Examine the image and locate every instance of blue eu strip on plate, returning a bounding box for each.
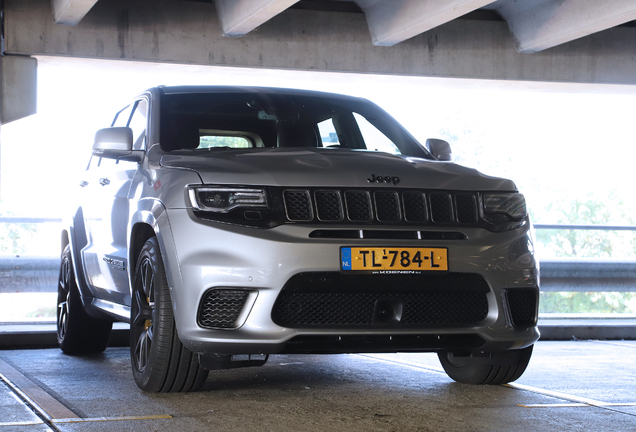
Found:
[341,247,352,270]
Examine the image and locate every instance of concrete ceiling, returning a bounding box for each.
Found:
[50,0,636,53]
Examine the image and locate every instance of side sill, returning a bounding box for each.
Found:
[91,299,131,323]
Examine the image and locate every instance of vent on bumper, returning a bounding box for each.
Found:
[505,288,539,328]
[272,272,489,329]
[198,289,250,329]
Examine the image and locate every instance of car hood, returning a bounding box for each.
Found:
[159,148,516,191]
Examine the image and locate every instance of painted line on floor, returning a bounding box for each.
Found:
[505,382,612,406]
[592,340,636,349]
[0,415,173,427]
[51,414,173,424]
[360,353,636,416]
[0,420,45,427]
[506,383,636,416]
[520,403,636,408]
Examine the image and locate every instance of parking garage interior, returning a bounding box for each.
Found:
[1,1,636,431]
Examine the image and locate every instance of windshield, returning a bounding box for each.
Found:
[159,91,432,159]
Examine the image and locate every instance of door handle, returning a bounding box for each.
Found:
[99,178,111,186]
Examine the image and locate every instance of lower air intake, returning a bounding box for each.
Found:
[272,272,490,329]
[506,288,538,327]
[198,289,250,329]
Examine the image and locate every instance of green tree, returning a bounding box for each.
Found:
[0,209,37,254]
[535,193,636,258]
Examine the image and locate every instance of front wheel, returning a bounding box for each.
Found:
[438,345,533,385]
[130,237,208,392]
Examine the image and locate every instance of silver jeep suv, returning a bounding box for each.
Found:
[58,86,539,392]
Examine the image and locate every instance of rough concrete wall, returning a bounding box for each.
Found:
[4,0,636,85]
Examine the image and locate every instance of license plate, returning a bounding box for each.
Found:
[340,247,448,272]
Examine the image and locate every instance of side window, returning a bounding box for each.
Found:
[128,100,148,150]
[318,119,339,147]
[112,104,133,127]
[353,113,401,155]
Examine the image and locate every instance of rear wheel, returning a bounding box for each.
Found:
[438,345,533,385]
[57,245,112,354]
[130,237,209,392]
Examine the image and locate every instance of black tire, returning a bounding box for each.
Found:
[130,237,209,393]
[438,345,533,385]
[57,245,112,355]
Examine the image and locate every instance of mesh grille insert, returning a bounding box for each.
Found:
[315,190,344,221]
[283,190,313,221]
[272,272,491,329]
[506,289,538,327]
[198,289,250,329]
[374,191,401,222]
[430,193,454,223]
[273,291,488,328]
[456,194,478,223]
[345,191,373,221]
[403,192,428,223]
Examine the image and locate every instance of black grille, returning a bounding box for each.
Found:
[274,292,488,328]
[281,188,481,226]
[403,192,428,222]
[456,194,478,223]
[315,191,343,221]
[198,290,250,329]
[430,193,453,223]
[506,289,538,327]
[345,191,373,221]
[272,272,490,329]
[374,191,401,222]
[283,190,313,221]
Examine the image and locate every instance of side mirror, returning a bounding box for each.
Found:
[425,138,452,161]
[93,127,144,162]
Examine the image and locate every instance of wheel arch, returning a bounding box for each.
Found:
[129,222,157,277]
[128,198,177,295]
[64,207,92,300]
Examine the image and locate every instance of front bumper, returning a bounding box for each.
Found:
[161,209,540,355]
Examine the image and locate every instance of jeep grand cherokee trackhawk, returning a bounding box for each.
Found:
[57,86,539,392]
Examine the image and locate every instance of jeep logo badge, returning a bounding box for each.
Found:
[367,174,400,185]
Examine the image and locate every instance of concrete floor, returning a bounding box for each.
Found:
[0,341,635,431]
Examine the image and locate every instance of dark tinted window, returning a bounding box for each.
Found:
[159,91,431,159]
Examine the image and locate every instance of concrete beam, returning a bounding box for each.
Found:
[215,0,300,37]
[357,0,496,46]
[4,0,636,85]
[50,0,99,25]
[497,0,636,53]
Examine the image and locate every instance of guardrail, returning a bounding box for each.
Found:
[534,223,636,231]
[1,220,635,293]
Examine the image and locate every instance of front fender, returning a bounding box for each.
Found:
[129,198,181,310]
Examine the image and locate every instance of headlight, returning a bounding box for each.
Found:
[188,187,268,213]
[483,193,527,220]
